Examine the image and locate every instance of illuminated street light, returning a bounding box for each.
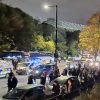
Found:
[44,5,49,9]
[44,4,58,67]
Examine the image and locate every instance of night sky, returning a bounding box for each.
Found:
[2,0,100,24]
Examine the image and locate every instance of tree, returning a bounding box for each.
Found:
[45,41,55,52]
[31,34,55,52]
[79,12,100,59]
[0,3,41,51]
[40,22,54,40]
[31,35,45,51]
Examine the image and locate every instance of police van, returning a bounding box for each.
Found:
[0,60,13,78]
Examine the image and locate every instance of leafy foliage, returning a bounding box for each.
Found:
[0,3,80,56]
[31,35,55,52]
[79,12,100,58]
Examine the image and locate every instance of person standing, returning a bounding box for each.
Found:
[66,79,72,100]
[54,67,60,79]
[40,72,46,85]
[49,71,54,83]
[52,80,60,95]
[28,68,36,84]
[7,73,18,92]
[27,75,34,84]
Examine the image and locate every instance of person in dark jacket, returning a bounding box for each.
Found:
[54,67,60,79]
[49,71,54,83]
[40,72,46,85]
[7,72,18,92]
[52,80,60,95]
[27,75,34,84]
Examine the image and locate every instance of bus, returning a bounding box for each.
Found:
[29,51,54,64]
[0,51,24,60]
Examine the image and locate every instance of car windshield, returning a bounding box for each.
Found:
[36,65,44,69]
[4,89,26,99]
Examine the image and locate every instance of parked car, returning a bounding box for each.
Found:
[0,60,13,78]
[47,75,80,99]
[2,84,56,100]
[50,75,79,86]
[2,84,46,100]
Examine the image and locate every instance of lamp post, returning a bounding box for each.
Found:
[44,5,58,67]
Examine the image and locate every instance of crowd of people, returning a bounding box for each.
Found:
[62,63,100,89]
[7,60,100,100]
[27,66,60,85]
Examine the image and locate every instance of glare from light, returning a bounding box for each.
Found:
[65,65,68,68]
[34,60,37,64]
[44,5,49,9]
[7,56,11,58]
[18,55,22,58]
[35,70,39,74]
[89,62,93,66]
[95,62,99,66]
[70,65,74,68]
[13,56,16,58]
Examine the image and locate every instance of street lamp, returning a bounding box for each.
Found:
[44,4,58,66]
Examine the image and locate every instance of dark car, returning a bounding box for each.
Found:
[2,84,46,100]
[34,64,55,79]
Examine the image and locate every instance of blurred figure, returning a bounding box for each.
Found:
[58,57,61,63]
[27,75,34,84]
[52,80,60,95]
[54,67,60,79]
[66,79,72,100]
[30,68,36,84]
[49,71,54,83]
[62,68,67,76]
[12,59,18,70]
[7,72,18,92]
[67,79,72,93]
[40,72,46,85]
[60,85,66,95]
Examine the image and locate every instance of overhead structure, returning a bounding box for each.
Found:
[46,18,84,32]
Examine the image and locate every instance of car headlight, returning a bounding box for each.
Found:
[35,70,39,74]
